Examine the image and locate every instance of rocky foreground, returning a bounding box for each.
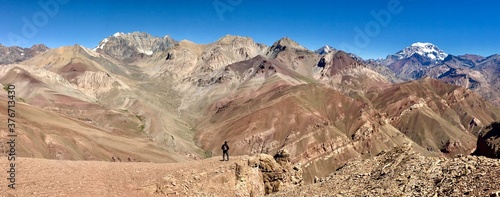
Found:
[0,150,301,196]
[272,144,500,197]
[1,144,499,196]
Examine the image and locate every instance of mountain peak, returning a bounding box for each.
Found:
[315,45,335,55]
[271,37,307,51]
[0,43,49,64]
[276,37,297,44]
[396,42,448,61]
[93,32,176,60]
[215,34,254,45]
[30,44,49,51]
[410,42,433,47]
[113,32,125,37]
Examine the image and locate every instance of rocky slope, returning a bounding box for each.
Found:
[2,44,205,161]
[474,121,500,158]
[196,76,499,183]
[370,78,500,155]
[314,50,391,94]
[0,94,182,162]
[272,144,500,197]
[3,144,497,196]
[0,151,302,196]
[314,45,335,55]
[0,44,48,64]
[1,33,499,192]
[378,43,500,106]
[93,32,177,63]
[265,37,319,77]
[396,42,448,61]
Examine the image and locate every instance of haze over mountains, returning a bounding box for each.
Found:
[1,32,499,195]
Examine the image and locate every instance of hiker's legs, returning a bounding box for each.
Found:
[223,151,229,161]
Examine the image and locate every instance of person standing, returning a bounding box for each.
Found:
[221,141,229,161]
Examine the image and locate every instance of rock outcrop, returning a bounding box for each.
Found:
[246,149,303,194]
[272,144,500,196]
[474,122,500,158]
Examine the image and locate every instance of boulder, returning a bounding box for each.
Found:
[248,149,303,194]
[474,122,500,158]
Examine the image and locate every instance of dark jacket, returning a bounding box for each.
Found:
[221,143,229,152]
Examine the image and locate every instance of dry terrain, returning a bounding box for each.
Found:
[0,156,246,196]
[1,145,499,196]
[0,32,499,196]
[0,150,301,197]
[272,144,500,197]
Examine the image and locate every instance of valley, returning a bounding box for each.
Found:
[0,32,499,196]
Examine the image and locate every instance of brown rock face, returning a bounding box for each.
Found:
[328,51,361,76]
[247,149,303,194]
[474,122,500,158]
[272,144,500,196]
[94,32,176,63]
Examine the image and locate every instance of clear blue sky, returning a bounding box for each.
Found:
[1,0,499,59]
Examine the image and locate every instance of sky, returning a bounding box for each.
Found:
[1,0,499,59]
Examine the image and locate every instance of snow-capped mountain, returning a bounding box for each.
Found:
[375,42,500,105]
[314,45,335,55]
[395,42,448,61]
[377,42,449,79]
[93,32,176,62]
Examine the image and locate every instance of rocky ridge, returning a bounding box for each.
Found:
[272,144,500,196]
[0,44,48,64]
[94,32,176,62]
[0,32,499,194]
[0,151,302,196]
[474,121,500,158]
[377,43,500,106]
[395,42,448,61]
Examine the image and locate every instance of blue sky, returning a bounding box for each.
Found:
[1,0,499,59]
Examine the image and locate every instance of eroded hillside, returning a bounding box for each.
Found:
[0,32,499,189]
[272,144,500,196]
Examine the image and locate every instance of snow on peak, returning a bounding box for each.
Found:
[113,32,125,37]
[93,32,124,51]
[93,38,109,51]
[315,45,334,54]
[396,42,448,61]
[137,48,153,55]
[411,42,433,47]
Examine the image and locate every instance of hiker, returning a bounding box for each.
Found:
[221,141,229,161]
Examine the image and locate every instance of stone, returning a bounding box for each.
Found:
[474,122,500,158]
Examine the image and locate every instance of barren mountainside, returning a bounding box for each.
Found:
[0,32,499,195]
[272,144,500,196]
[0,44,48,64]
[378,43,500,106]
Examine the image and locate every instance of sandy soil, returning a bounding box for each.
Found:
[0,156,247,197]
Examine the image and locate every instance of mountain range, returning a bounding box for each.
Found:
[375,42,500,105]
[0,44,48,64]
[0,32,499,190]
